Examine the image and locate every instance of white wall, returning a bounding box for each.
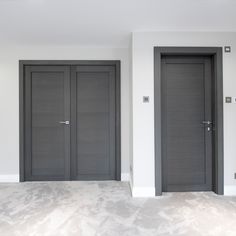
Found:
[0,45,130,181]
[131,31,236,196]
[129,37,134,185]
[1,32,236,196]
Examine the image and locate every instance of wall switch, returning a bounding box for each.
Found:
[234,173,236,179]
[225,97,232,103]
[225,46,231,53]
[143,96,149,103]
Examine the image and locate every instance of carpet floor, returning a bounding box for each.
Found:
[0,181,236,236]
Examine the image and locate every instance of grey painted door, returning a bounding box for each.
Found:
[70,66,116,180]
[25,66,71,181]
[161,56,213,191]
[24,64,118,181]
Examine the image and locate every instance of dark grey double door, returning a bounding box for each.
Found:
[161,56,213,191]
[25,65,116,181]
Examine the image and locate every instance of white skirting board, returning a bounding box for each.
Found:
[224,185,236,196]
[0,175,19,183]
[121,173,130,181]
[129,178,155,197]
[131,186,155,197]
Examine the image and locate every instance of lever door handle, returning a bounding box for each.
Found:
[202,121,212,125]
[59,121,70,125]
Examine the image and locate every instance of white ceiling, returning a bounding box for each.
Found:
[0,0,236,47]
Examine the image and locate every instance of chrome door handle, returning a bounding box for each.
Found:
[59,121,70,125]
[202,121,212,125]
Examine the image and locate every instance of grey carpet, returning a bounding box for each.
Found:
[0,181,236,236]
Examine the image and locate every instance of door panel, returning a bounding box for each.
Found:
[162,56,212,191]
[71,66,116,180]
[24,63,118,181]
[24,66,70,181]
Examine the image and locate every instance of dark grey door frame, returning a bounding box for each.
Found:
[19,60,121,182]
[154,47,224,195]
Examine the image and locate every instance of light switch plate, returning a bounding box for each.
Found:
[225,97,232,103]
[225,46,231,53]
[143,96,149,103]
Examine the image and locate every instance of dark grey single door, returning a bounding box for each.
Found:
[24,66,70,181]
[70,66,116,180]
[161,56,213,191]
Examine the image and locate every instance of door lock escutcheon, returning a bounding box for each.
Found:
[202,121,213,132]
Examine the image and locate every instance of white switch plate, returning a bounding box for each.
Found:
[233,97,236,103]
[224,46,231,53]
[143,96,149,103]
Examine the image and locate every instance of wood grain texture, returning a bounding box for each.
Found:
[161,56,213,192]
[71,66,116,180]
[154,47,224,195]
[24,66,70,181]
[20,61,121,182]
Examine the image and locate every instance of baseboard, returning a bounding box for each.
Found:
[224,185,236,196]
[131,185,155,197]
[121,173,130,182]
[128,176,155,197]
[0,175,19,183]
